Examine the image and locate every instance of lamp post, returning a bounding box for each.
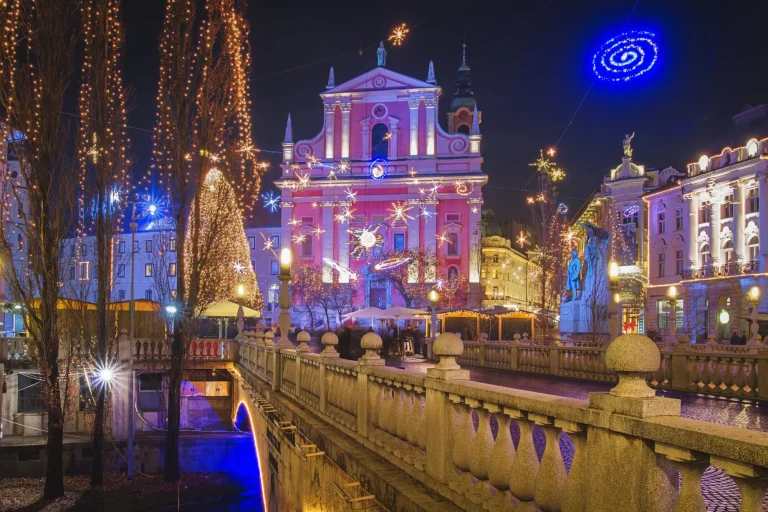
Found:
[667,285,677,342]
[748,285,761,344]
[275,248,293,349]
[607,261,620,341]
[428,289,440,338]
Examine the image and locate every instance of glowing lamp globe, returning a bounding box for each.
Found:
[166,305,177,314]
[148,204,157,215]
[359,230,376,249]
[667,286,677,299]
[609,261,619,278]
[719,310,730,324]
[237,284,245,296]
[750,286,760,301]
[698,155,709,172]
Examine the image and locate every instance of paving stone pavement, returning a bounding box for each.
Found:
[387,358,768,511]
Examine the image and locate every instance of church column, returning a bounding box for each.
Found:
[407,199,420,250]
[758,171,768,270]
[734,181,745,261]
[468,198,482,284]
[324,103,335,160]
[408,98,419,156]
[686,194,699,268]
[337,203,350,283]
[322,202,335,283]
[425,98,437,156]
[637,200,646,271]
[340,102,351,159]
[360,118,371,161]
[710,194,721,266]
[280,201,293,255]
[388,117,399,160]
[423,202,437,252]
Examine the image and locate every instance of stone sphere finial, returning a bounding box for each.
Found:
[360,332,382,362]
[296,330,311,352]
[254,330,265,346]
[677,334,690,345]
[320,332,339,357]
[433,332,464,370]
[606,333,660,398]
[264,330,275,347]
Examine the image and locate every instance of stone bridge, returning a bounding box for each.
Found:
[232,330,768,512]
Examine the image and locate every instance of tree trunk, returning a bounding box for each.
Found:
[43,356,64,499]
[91,194,109,487]
[165,325,183,482]
[91,388,105,486]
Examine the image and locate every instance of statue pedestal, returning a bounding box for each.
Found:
[559,300,590,334]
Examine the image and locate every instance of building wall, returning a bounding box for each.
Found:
[645,136,768,341]
[480,236,539,310]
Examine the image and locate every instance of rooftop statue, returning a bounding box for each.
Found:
[377,41,387,67]
[623,131,635,158]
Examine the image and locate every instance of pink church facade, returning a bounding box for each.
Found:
[276,45,487,310]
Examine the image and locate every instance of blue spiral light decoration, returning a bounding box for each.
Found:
[592,30,658,82]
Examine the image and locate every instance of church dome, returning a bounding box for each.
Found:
[482,209,502,237]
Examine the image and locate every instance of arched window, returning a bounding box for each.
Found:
[446,232,459,256]
[748,236,759,262]
[723,239,734,264]
[371,123,389,160]
[301,236,313,258]
[700,244,711,267]
[448,266,458,282]
[457,124,470,135]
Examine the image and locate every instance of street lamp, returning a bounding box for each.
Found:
[667,286,677,342]
[275,248,293,348]
[748,285,761,344]
[428,289,440,338]
[607,261,620,341]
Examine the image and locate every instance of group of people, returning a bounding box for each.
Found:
[729,331,750,345]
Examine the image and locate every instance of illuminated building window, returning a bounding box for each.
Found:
[78,261,89,280]
[371,123,389,160]
[169,263,177,277]
[700,244,711,266]
[722,195,734,219]
[748,188,759,213]
[170,237,177,251]
[723,240,734,264]
[145,263,153,277]
[699,204,711,224]
[657,212,665,234]
[748,237,759,262]
[657,252,665,278]
[675,210,683,231]
[675,250,683,275]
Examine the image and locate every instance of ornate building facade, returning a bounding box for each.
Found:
[645,134,768,342]
[480,235,539,311]
[276,44,487,312]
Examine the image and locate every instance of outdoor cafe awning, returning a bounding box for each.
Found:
[198,300,260,318]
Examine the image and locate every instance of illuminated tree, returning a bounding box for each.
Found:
[290,263,322,328]
[76,0,131,487]
[373,248,438,308]
[186,169,262,311]
[315,280,358,328]
[437,271,469,310]
[0,0,79,499]
[151,0,263,482]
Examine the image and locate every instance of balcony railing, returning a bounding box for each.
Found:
[682,260,760,279]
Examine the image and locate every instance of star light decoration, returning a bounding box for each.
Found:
[292,233,307,244]
[349,225,384,259]
[344,186,358,203]
[233,262,245,273]
[387,201,414,222]
[437,230,453,248]
[516,231,528,248]
[312,225,325,238]
[530,149,565,182]
[335,206,355,223]
[388,23,410,46]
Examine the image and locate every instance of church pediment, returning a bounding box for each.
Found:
[322,68,440,96]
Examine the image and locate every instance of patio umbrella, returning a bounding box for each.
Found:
[342,306,386,328]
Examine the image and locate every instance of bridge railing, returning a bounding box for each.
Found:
[236,332,768,512]
[452,340,768,400]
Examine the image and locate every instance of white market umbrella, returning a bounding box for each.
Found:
[198,300,260,318]
[342,306,386,328]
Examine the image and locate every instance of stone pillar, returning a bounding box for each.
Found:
[734,181,745,261]
[586,334,681,512]
[637,197,646,270]
[358,332,384,437]
[687,194,699,268]
[406,199,420,250]
[360,118,371,160]
[710,197,721,265]
[408,97,419,156]
[388,116,399,160]
[321,202,334,283]
[759,172,768,270]
[111,330,131,441]
[324,102,335,160]
[423,202,437,253]
[425,98,436,156]
[468,199,482,284]
[280,202,293,254]
[340,101,351,159]
[337,207,350,283]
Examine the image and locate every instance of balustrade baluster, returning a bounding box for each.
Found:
[557,421,587,512]
[378,385,394,439]
[735,358,747,396]
[712,356,723,390]
[700,356,712,390]
[449,398,475,494]
[405,389,419,447]
[532,414,566,512]
[395,386,409,442]
[746,360,759,397]
[488,413,515,494]
[508,410,539,511]
[369,379,381,429]
[690,357,701,390]
[416,393,427,451]
[466,403,495,505]
[724,357,735,392]
[656,444,708,512]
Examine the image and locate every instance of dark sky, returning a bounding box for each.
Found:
[122,0,768,226]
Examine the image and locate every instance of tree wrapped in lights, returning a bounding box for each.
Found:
[437,270,469,309]
[151,0,264,482]
[186,169,262,311]
[373,248,439,308]
[76,0,131,487]
[527,150,569,338]
[0,0,79,499]
[290,263,322,328]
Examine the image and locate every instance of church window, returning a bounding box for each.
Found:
[394,233,405,252]
[301,236,313,258]
[371,123,389,160]
[446,233,459,256]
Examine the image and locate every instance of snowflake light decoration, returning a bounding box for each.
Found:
[261,191,280,212]
[592,30,658,82]
[312,225,325,238]
[344,186,358,204]
[530,149,565,182]
[292,233,307,244]
[334,206,355,223]
[387,201,414,222]
[516,231,528,248]
[233,262,245,273]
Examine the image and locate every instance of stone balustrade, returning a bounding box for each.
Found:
[132,338,236,361]
[452,339,768,400]
[236,332,768,512]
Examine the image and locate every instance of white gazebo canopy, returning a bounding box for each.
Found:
[198,300,260,318]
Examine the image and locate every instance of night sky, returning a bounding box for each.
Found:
[121,0,768,226]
